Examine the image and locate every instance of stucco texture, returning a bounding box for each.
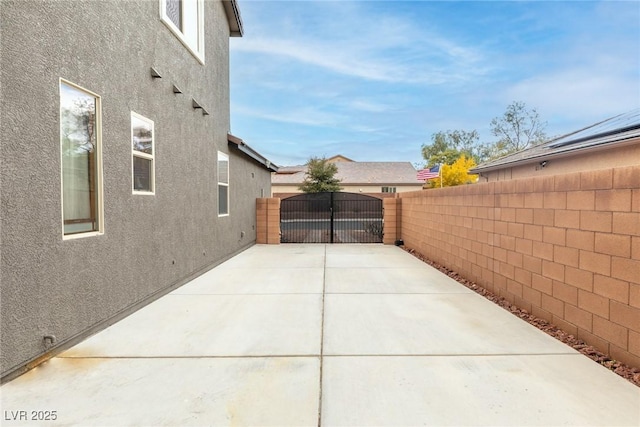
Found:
[0,0,270,379]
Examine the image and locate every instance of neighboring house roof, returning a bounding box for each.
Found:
[222,0,243,37]
[327,154,355,163]
[471,109,640,174]
[228,134,279,172]
[272,161,421,185]
[275,165,306,174]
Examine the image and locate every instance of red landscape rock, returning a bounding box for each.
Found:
[403,247,640,388]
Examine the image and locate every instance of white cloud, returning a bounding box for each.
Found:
[347,99,391,113]
[233,38,405,83]
[505,69,639,122]
[231,1,489,86]
[233,35,490,86]
[234,104,342,128]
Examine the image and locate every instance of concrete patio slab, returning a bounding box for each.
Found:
[61,294,322,357]
[323,293,576,355]
[325,267,473,294]
[321,355,640,426]
[173,267,324,295]
[218,244,326,269]
[326,244,425,268]
[2,244,639,427]
[2,356,319,426]
[233,243,326,255]
[326,251,428,268]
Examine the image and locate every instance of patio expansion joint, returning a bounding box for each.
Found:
[321,353,581,358]
[56,354,322,360]
[317,244,327,427]
[170,292,323,296]
[324,292,472,295]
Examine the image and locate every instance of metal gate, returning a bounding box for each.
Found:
[280,192,383,243]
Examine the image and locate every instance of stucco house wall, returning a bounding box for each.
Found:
[472,110,640,183]
[0,0,270,381]
[478,140,640,182]
[272,160,423,198]
[273,184,420,197]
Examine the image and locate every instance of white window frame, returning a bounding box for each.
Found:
[218,151,229,217]
[159,0,205,64]
[131,112,155,195]
[59,79,104,240]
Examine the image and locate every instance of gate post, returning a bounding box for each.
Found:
[383,197,401,245]
[256,198,281,244]
[330,192,335,244]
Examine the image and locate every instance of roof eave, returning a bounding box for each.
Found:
[222,0,243,37]
[228,133,279,172]
[470,136,640,174]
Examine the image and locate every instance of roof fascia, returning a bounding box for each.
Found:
[228,133,279,172]
[222,0,243,37]
[470,136,640,174]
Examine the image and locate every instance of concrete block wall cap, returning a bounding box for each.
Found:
[554,173,581,191]
[613,165,640,188]
[581,169,614,191]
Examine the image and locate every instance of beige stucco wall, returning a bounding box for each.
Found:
[272,184,423,196]
[480,141,640,182]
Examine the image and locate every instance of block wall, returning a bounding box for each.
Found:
[383,198,401,245]
[256,198,281,244]
[399,165,640,368]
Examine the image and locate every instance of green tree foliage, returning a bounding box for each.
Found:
[421,130,480,165]
[427,155,478,188]
[489,101,547,154]
[299,157,342,193]
[420,102,548,171]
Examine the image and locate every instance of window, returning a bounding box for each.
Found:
[218,152,229,216]
[160,0,204,63]
[382,186,397,193]
[60,80,103,237]
[131,112,155,194]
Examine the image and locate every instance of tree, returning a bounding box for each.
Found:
[427,155,478,188]
[421,130,480,166]
[419,101,547,171]
[299,157,342,193]
[489,101,547,155]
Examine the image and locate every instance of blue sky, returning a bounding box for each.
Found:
[229,1,640,167]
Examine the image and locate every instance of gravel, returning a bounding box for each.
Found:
[403,247,640,388]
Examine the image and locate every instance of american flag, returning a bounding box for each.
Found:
[416,164,441,180]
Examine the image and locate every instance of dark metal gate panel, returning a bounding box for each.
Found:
[280,192,332,243]
[332,192,383,243]
[280,192,383,243]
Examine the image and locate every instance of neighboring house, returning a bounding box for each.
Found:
[272,155,423,198]
[325,154,355,163]
[0,0,276,382]
[471,110,640,182]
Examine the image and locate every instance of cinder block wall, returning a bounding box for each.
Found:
[383,198,401,244]
[256,198,281,244]
[399,165,640,368]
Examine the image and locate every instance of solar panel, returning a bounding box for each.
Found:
[548,109,640,148]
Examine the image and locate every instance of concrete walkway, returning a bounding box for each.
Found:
[2,244,639,426]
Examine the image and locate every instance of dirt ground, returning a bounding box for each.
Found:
[403,247,640,388]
